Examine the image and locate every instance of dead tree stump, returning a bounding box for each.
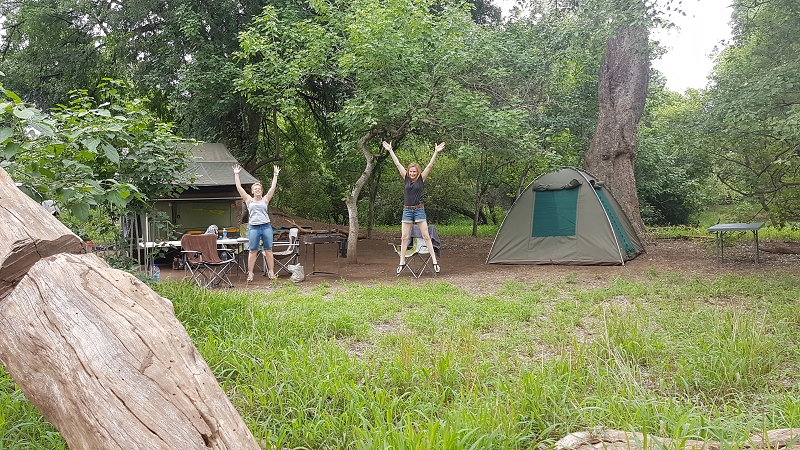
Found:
[0,167,260,449]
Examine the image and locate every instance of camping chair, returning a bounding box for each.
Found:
[180,234,236,288]
[262,227,300,277]
[389,225,441,278]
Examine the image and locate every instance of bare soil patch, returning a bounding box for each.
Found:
[160,212,800,292]
[307,230,800,294]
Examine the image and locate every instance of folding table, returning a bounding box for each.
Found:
[708,222,764,265]
[301,232,344,275]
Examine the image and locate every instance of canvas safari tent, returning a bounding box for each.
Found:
[487,167,645,265]
[140,143,259,241]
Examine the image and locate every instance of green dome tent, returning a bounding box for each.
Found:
[487,167,645,265]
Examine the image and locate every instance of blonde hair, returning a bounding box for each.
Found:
[250,182,263,195]
[407,162,422,177]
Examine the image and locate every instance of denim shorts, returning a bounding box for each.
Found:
[401,207,427,223]
[247,223,273,251]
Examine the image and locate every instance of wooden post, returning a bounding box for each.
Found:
[0,168,260,449]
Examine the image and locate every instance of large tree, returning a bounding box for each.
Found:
[581,0,690,239]
[237,0,542,261]
[584,23,650,239]
[700,0,800,225]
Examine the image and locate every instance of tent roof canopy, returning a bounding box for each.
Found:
[487,166,644,266]
[181,143,259,187]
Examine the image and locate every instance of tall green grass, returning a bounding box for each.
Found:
[2,272,800,449]
[0,372,66,449]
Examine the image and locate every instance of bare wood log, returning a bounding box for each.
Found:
[285,219,313,233]
[0,253,260,450]
[554,428,800,450]
[0,168,85,299]
[749,428,800,449]
[0,167,259,449]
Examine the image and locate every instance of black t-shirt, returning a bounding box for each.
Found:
[404,175,424,206]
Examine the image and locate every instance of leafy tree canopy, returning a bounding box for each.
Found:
[0,79,192,220]
[702,0,800,224]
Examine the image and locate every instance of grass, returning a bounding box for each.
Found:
[382,218,800,243]
[372,223,501,238]
[3,269,800,449]
[642,223,800,243]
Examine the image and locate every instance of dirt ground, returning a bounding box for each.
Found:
[159,211,800,293]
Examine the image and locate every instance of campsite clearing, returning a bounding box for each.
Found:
[156,229,800,292]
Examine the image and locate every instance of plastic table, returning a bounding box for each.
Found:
[708,222,764,265]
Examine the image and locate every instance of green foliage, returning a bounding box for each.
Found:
[276,169,339,223]
[236,0,588,234]
[636,86,716,225]
[1,80,192,220]
[57,208,118,243]
[700,0,800,225]
[0,0,122,110]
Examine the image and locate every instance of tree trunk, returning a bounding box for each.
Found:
[516,163,532,200]
[584,25,650,240]
[452,206,487,225]
[344,132,380,264]
[0,167,259,449]
[365,157,386,240]
[472,155,485,237]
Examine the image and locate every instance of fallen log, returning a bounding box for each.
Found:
[760,244,800,255]
[0,167,259,449]
[0,168,85,299]
[554,427,800,450]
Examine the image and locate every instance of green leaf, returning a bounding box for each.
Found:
[0,142,20,159]
[69,202,91,221]
[104,189,127,208]
[12,107,35,119]
[4,90,21,103]
[0,127,13,144]
[30,122,55,137]
[102,143,120,163]
[61,188,76,202]
[82,137,101,153]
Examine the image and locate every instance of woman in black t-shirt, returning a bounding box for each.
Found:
[382,140,444,274]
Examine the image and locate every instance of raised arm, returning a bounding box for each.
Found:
[264,165,280,202]
[420,142,445,181]
[232,164,251,203]
[382,141,407,179]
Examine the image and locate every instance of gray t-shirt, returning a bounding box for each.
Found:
[404,175,424,206]
[248,198,270,225]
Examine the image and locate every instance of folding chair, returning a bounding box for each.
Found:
[262,227,300,277]
[390,238,437,279]
[180,234,236,288]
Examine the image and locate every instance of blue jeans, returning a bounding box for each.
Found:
[401,207,427,223]
[247,223,273,251]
